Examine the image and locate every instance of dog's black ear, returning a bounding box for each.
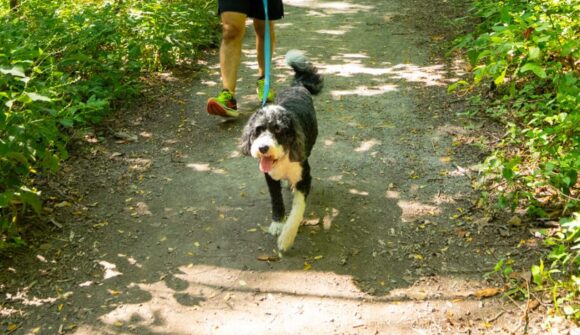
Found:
[288,115,306,162]
[239,109,263,156]
[239,122,253,156]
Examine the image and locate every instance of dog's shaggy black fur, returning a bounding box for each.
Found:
[240,50,323,251]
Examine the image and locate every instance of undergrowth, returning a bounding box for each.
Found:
[0,0,219,248]
[451,0,578,322]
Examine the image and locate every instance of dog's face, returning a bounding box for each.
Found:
[240,105,305,173]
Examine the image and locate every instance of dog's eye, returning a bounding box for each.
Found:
[255,126,265,134]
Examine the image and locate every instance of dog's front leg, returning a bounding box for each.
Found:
[277,190,306,251]
[278,161,311,251]
[265,173,285,236]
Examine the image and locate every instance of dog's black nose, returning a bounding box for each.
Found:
[259,145,269,154]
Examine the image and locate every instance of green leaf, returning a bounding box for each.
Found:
[528,46,540,60]
[0,66,26,77]
[494,67,507,86]
[467,49,479,66]
[520,63,546,79]
[17,187,42,214]
[448,80,469,93]
[561,40,577,57]
[59,119,74,127]
[0,191,14,208]
[502,166,514,180]
[25,92,52,102]
[531,264,542,286]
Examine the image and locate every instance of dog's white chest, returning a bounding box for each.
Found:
[268,156,303,186]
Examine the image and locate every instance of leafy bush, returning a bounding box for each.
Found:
[489,215,579,321]
[0,0,219,248]
[452,0,579,321]
[532,214,579,319]
[452,0,579,214]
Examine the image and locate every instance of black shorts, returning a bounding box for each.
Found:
[218,0,284,20]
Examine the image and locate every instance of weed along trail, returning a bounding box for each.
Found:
[1,0,555,334]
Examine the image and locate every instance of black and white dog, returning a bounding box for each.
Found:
[240,50,323,251]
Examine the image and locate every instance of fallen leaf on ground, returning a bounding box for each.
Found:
[528,299,540,311]
[508,215,522,226]
[257,254,281,262]
[481,322,494,329]
[54,201,72,208]
[108,289,122,296]
[473,287,502,298]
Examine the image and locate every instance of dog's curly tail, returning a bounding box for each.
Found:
[285,50,324,95]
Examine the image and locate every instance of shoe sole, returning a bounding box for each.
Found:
[207,100,239,118]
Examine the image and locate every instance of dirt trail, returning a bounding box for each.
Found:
[2,0,550,334]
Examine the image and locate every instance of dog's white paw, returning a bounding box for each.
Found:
[277,227,298,251]
[268,221,284,236]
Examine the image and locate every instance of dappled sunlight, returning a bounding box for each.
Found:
[118,254,143,268]
[332,84,398,98]
[397,200,441,222]
[89,266,374,334]
[320,61,451,92]
[390,64,448,86]
[327,174,343,182]
[229,150,242,158]
[178,265,362,298]
[98,260,123,280]
[316,28,350,36]
[67,264,496,335]
[324,62,392,76]
[128,201,152,217]
[324,138,336,146]
[187,162,226,175]
[126,158,151,172]
[355,139,381,152]
[241,51,300,79]
[340,53,369,59]
[286,0,374,14]
[200,79,218,88]
[4,290,57,308]
[349,188,369,196]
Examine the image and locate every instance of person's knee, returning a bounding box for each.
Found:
[221,22,245,42]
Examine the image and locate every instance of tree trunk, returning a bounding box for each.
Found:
[10,0,18,12]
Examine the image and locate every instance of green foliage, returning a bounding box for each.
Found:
[0,0,219,248]
[453,0,579,320]
[453,0,579,214]
[489,214,579,321]
[531,213,580,320]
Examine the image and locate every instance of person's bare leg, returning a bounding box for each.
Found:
[253,19,276,78]
[220,12,247,94]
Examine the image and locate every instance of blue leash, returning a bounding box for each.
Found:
[261,0,271,107]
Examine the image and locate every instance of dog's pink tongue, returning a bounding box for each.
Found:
[259,156,274,173]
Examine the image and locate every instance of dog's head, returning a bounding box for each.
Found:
[240,105,306,173]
